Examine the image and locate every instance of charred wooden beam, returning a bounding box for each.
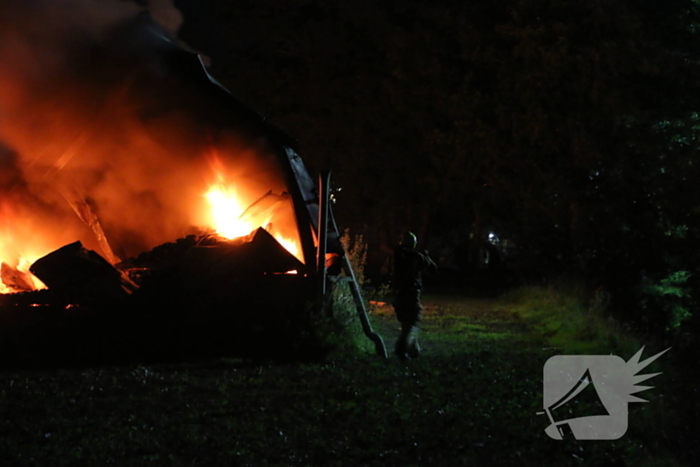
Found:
[29,241,137,305]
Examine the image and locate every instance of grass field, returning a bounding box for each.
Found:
[0,288,696,466]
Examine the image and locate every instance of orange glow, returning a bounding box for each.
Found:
[0,9,308,296]
[0,205,48,293]
[205,185,254,240]
[275,236,301,261]
[203,167,304,263]
[0,251,46,294]
[270,270,298,275]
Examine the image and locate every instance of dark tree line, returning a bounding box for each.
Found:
[174,0,700,336]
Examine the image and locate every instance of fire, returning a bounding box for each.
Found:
[204,176,304,263]
[0,8,309,297]
[275,236,300,261]
[0,247,46,294]
[205,185,253,240]
[1,203,49,293]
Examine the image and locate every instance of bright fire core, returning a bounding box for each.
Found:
[204,183,302,263]
[205,186,253,240]
[0,179,303,294]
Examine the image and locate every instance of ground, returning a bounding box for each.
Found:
[0,293,693,466]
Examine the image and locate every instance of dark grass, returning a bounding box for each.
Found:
[0,292,696,466]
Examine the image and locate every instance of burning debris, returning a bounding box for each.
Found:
[0,225,316,367]
[2,218,306,307]
[0,3,386,365]
[121,228,303,280]
[1,225,302,304]
[120,227,307,322]
[0,7,311,297]
[0,6,307,281]
[0,262,36,293]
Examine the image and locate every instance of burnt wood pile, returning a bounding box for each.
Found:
[0,229,325,367]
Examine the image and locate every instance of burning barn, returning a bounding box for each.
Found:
[0,8,383,365]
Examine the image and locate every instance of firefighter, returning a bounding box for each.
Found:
[392,231,437,360]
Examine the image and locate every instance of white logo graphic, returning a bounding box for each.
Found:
[540,346,670,440]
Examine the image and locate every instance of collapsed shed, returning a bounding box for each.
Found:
[0,13,385,364]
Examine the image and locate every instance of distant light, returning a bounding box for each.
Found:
[488,232,499,245]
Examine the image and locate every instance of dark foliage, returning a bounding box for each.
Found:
[173,0,700,335]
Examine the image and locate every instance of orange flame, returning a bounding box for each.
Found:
[0,241,46,294]
[275,236,300,261]
[205,185,254,240]
[0,8,312,294]
[203,174,303,263]
[0,201,45,293]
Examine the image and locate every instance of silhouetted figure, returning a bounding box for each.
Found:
[392,231,437,360]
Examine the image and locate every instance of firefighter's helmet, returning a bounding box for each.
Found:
[399,231,417,249]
